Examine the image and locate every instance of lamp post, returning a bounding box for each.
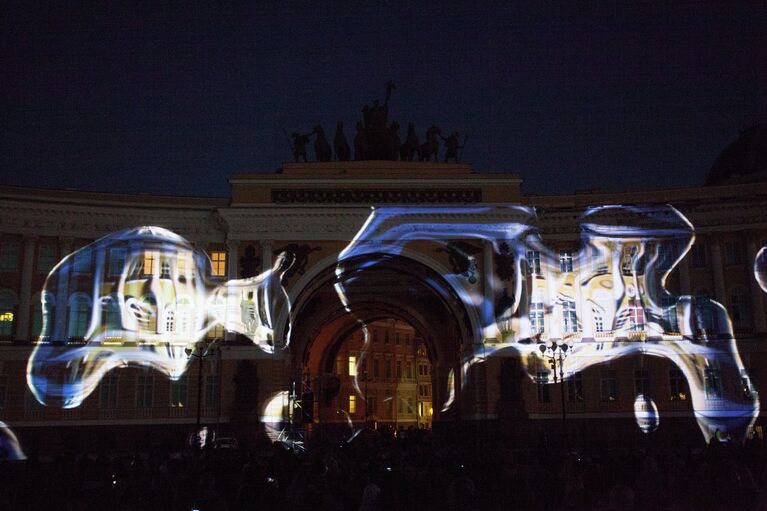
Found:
[538,341,570,444]
[186,339,220,448]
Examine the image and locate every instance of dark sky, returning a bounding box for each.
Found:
[2,2,766,197]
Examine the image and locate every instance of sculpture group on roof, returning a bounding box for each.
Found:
[286,82,465,163]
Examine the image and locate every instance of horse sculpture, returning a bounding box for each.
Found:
[313,124,332,162]
[419,125,441,162]
[400,122,419,161]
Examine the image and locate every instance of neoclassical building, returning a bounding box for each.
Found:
[0,129,766,452]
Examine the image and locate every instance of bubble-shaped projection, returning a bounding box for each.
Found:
[335,204,759,443]
[27,226,292,408]
[756,247,767,293]
[634,394,659,433]
[0,421,26,460]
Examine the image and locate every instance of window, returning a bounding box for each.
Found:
[725,240,744,266]
[562,299,577,334]
[207,323,225,340]
[373,358,380,377]
[704,364,722,400]
[177,251,193,275]
[99,373,118,409]
[405,334,411,345]
[0,240,20,271]
[73,248,91,274]
[526,250,541,275]
[661,295,678,333]
[729,288,750,329]
[589,246,606,274]
[406,361,413,379]
[530,302,545,335]
[407,397,414,415]
[395,332,401,345]
[348,356,357,376]
[396,360,402,378]
[165,309,175,333]
[143,251,158,276]
[621,246,637,276]
[384,331,389,344]
[109,248,126,277]
[559,251,573,273]
[536,372,550,403]
[385,358,392,378]
[68,296,91,339]
[32,302,43,338]
[136,374,154,408]
[690,243,707,268]
[600,369,618,402]
[567,373,584,402]
[0,312,13,337]
[210,251,226,277]
[385,393,393,415]
[694,290,717,336]
[627,299,645,331]
[373,330,379,343]
[170,375,188,407]
[37,244,57,273]
[669,368,687,401]
[593,308,605,333]
[205,375,219,407]
[634,368,649,396]
[160,261,171,279]
[349,395,356,414]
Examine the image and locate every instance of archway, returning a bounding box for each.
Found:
[286,254,475,435]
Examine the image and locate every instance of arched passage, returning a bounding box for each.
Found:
[286,254,475,432]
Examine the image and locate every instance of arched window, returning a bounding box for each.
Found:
[67,293,92,339]
[0,289,18,338]
[101,295,121,333]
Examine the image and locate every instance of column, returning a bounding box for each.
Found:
[482,241,498,340]
[261,240,273,273]
[225,239,240,342]
[710,238,726,304]
[15,235,37,341]
[226,239,240,279]
[747,239,766,333]
[53,237,73,341]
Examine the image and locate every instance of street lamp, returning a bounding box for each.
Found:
[538,340,571,443]
[185,339,220,447]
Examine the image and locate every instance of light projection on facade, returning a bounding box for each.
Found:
[24,206,762,443]
[756,246,767,293]
[335,204,759,442]
[26,226,291,408]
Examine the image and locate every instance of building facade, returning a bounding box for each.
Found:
[0,154,766,452]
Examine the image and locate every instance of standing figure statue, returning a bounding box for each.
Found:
[334,122,351,161]
[440,131,463,163]
[289,131,312,163]
[388,121,400,160]
[419,125,442,162]
[313,124,332,162]
[400,122,419,161]
[353,121,367,161]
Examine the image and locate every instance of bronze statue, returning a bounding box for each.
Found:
[313,124,332,162]
[400,122,419,161]
[419,125,441,162]
[440,131,463,163]
[289,131,312,162]
[353,121,367,161]
[334,122,351,161]
[389,121,400,160]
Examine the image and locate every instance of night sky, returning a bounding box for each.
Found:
[2,2,765,198]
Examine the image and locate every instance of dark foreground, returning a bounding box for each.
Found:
[2,429,767,511]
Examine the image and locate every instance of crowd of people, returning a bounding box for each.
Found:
[2,427,767,510]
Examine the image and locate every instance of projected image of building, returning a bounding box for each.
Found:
[0,125,765,452]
